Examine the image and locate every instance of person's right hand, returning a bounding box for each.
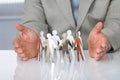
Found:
[13,24,40,61]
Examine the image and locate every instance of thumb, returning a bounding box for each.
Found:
[93,22,103,34]
[16,24,27,32]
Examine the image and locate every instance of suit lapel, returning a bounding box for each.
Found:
[56,0,94,30]
[76,0,94,30]
[56,0,75,27]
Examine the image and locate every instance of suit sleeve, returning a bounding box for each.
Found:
[102,0,120,51]
[22,0,48,34]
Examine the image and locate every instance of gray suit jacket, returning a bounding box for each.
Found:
[22,0,120,50]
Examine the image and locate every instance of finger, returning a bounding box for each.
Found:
[101,43,108,50]
[14,49,19,54]
[92,22,103,34]
[95,47,105,61]
[18,53,26,58]
[96,47,103,54]
[14,47,23,54]
[16,24,27,32]
[13,38,20,48]
[101,41,110,52]
[15,50,28,60]
[17,48,23,53]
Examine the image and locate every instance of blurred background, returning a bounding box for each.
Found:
[0,0,24,50]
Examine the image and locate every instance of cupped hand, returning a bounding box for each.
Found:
[88,22,110,61]
[13,24,40,61]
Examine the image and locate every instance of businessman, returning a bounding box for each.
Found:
[13,0,120,61]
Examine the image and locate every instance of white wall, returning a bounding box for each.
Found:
[0,3,24,50]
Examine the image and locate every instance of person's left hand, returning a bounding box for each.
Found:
[88,22,110,61]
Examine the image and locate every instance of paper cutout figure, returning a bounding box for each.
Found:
[39,31,46,61]
[45,33,56,62]
[77,31,85,60]
[78,31,83,46]
[73,32,84,61]
[59,33,72,62]
[37,36,43,61]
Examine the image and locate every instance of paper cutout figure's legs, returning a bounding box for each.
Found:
[45,49,50,62]
[60,52,64,63]
[41,50,45,62]
[37,52,40,61]
[79,48,84,61]
[76,48,84,62]
[50,53,55,63]
[37,45,41,61]
[56,50,60,61]
[77,51,80,62]
[66,53,71,63]
[50,49,55,63]
[80,46,86,61]
[70,49,75,62]
[62,50,65,61]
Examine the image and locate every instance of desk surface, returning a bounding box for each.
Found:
[0,50,120,80]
